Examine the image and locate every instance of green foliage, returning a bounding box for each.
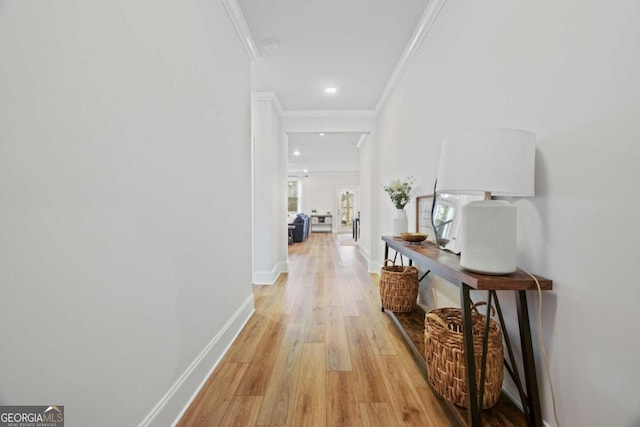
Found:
[383,177,415,209]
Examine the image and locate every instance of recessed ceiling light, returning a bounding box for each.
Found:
[319,133,325,136]
[293,150,300,156]
[304,169,308,173]
[325,87,337,94]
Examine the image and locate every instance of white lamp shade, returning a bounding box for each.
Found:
[437,129,536,197]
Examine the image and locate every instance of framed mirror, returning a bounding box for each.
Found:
[432,193,483,254]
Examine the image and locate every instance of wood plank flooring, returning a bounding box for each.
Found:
[176,233,505,426]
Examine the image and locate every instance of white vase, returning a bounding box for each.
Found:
[392,208,408,237]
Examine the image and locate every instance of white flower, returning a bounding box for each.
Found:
[383,177,415,209]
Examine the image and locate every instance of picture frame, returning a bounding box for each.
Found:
[415,194,437,243]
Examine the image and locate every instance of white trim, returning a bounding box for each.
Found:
[356,134,368,149]
[221,0,259,61]
[253,261,288,285]
[271,95,284,117]
[358,245,371,266]
[500,386,552,427]
[369,260,383,274]
[374,0,448,115]
[280,109,376,119]
[358,246,382,275]
[501,385,523,413]
[251,91,276,102]
[290,169,359,176]
[251,91,284,117]
[137,294,255,427]
[251,135,256,311]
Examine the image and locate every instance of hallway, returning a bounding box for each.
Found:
[177,232,452,426]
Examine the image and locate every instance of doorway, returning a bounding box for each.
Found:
[336,188,358,234]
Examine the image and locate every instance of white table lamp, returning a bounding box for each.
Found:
[436,129,536,274]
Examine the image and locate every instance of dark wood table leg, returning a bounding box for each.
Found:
[382,243,389,312]
[477,290,494,416]
[460,283,481,426]
[516,290,543,427]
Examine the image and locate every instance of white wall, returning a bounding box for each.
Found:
[374,0,640,425]
[0,1,253,426]
[252,93,287,284]
[302,173,359,230]
[357,135,377,268]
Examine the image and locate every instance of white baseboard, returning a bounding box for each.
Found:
[501,385,523,412]
[368,260,383,274]
[358,245,370,264]
[137,293,255,427]
[252,260,287,285]
[501,384,552,427]
[355,245,381,274]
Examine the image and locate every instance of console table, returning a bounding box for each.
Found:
[381,236,552,427]
[310,214,332,233]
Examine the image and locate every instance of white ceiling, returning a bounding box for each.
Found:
[236,0,432,174]
[238,0,431,111]
[287,132,362,176]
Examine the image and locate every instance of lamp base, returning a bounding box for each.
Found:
[460,200,517,275]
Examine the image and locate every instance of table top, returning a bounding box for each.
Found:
[382,236,552,291]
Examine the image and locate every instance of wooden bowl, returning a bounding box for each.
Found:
[400,232,428,242]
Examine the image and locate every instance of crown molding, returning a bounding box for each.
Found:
[251,91,276,102]
[229,0,447,116]
[251,91,284,116]
[288,170,360,176]
[271,95,284,117]
[280,109,377,119]
[356,134,368,149]
[374,0,448,115]
[221,0,259,61]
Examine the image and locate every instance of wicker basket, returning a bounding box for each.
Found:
[424,302,503,409]
[379,259,419,312]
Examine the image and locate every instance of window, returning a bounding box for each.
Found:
[288,179,302,213]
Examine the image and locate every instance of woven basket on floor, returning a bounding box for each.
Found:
[424,302,503,409]
[379,259,419,312]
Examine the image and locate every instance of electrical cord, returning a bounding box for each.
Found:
[519,267,561,427]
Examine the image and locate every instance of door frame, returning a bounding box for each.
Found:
[336,187,359,234]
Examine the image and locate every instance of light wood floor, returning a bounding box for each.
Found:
[177,232,456,426]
